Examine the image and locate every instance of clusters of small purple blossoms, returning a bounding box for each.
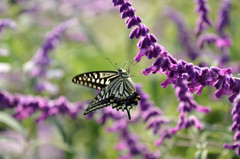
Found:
[25,18,78,93]
[95,84,162,158]
[194,0,212,36]
[145,58,239,103]
[113,0,162,62]
[169,78,210,134]
[224,95,240,155]
[0,90,85,122]
[108,119,161,159]
[112,0,240,155]
[197,0,232,50]
[197,0,232,67]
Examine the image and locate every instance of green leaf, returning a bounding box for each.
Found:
[195,150,201,159]
[0,111,24,133]
[201,150,208,159]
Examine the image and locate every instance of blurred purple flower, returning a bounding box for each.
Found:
[194,0,212,36]
[215,0,232,68]
[24,18,78,93]
[0,19,16,42]
[0,19,16,34]
[197,34,232,49]
[37,122,64,159]
[107,119,161,159]
[96,84,163,158]
[215,0,232,36]
[197,0,232,67]
[164,8,199,60]
[58,0,112,17]
[0,131,25,156]
[0,90,85,122]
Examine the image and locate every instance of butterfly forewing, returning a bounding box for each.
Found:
[72,71,118,90]
[73,68,141,120]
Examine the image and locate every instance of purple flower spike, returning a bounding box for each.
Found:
[194,0,212,36]
[90,84,163,158]
[120,2,135,19]
[143,107,162,122]
[227,96,240,150]
[112,0,124,6]
[155,129,172,146]
[0,90,85,122]
[216,0,232,36]
[0,19,16,34]
[165,8,199,60]
[25,18,78,93]
[110,0,239,155]
[224,143,240,155]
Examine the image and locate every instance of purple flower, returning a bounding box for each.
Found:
[0,131,25,156]
[94,84,163,158]
[0,90,85,122]
[0,19,16,34]
[0,19,16,55]
[226,95,240,154]
[194,0,212,36]
[111,0,240,155]
[215,0,232,36]
[24,18,78,93]
[198,33,232,49]
[164,8,199,60]
[224,143,240,155]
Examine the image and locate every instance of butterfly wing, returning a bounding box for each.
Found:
[72,71,118,90]
[83,77,140,119]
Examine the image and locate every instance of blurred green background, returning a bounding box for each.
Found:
[1,0,240,158]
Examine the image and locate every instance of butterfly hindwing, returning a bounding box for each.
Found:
[83,77,140,119]
[72,71,118,90]
[73,68,141,120]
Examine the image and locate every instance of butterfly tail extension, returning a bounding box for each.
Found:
[126,107,131,120]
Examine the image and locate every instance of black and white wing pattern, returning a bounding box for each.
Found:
[83,76,140,120]
[72,71,119,90]
[72,68,141,120]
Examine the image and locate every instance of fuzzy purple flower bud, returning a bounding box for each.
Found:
[126,16,141,29]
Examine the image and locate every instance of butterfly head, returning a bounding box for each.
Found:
[118,68,129,78]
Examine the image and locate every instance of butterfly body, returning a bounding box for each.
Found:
[72,68,140,119]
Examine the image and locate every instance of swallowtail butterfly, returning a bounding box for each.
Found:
[72,68,140,120]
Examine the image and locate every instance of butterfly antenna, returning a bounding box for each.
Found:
[127,60,137,74]
[122,61,127,69]
[105,58,118,70]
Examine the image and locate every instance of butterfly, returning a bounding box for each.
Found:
[72,68,140,120]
